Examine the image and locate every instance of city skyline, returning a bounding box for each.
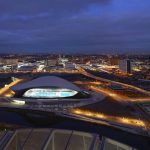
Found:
[0,1,150,149]
[0,0,150,53]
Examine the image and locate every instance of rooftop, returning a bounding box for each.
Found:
[0,128,136,150]
[11,76,82,92]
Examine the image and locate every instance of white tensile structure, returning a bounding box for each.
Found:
[1,128,136,150]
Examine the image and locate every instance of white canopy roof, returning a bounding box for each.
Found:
[11,76,81,92]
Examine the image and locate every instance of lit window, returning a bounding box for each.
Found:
[23,88,78,98]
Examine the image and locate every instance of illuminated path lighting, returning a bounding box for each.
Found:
[89,85,150,103]
[89,85,123,102]
[74,81,102,86]
[77,65,150,98]
[72,109,106,119]
[120,117,145,127]
[12,100,25,105]
[0,79,24,97]
[71,109,146,128]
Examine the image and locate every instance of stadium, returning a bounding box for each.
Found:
[10,76,91,108]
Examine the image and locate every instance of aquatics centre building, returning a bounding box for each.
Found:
[10,76,92,108]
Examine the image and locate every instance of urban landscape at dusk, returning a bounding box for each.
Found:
[0,54,149,149]
[0,0,150,150]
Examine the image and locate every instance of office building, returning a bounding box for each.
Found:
[119,59,131,73]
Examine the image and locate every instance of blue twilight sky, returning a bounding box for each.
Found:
[0,0,150,54]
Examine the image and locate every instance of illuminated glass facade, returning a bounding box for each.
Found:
[23,88,78,98]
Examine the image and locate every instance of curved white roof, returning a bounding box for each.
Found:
[11,76,81,92]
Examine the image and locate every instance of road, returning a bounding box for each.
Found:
[76,65,150,97]
[0,79,24,97]
[75,66,150,135]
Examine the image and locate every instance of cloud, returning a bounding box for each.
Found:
[0,0,111,15]
[0,0,149,53]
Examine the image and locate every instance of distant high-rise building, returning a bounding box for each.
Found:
[119,59,131,73]
[45,59,57,66]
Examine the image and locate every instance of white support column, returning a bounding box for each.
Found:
[52,136,55,150]
[43,129,54,150]
[83,136,86,150]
